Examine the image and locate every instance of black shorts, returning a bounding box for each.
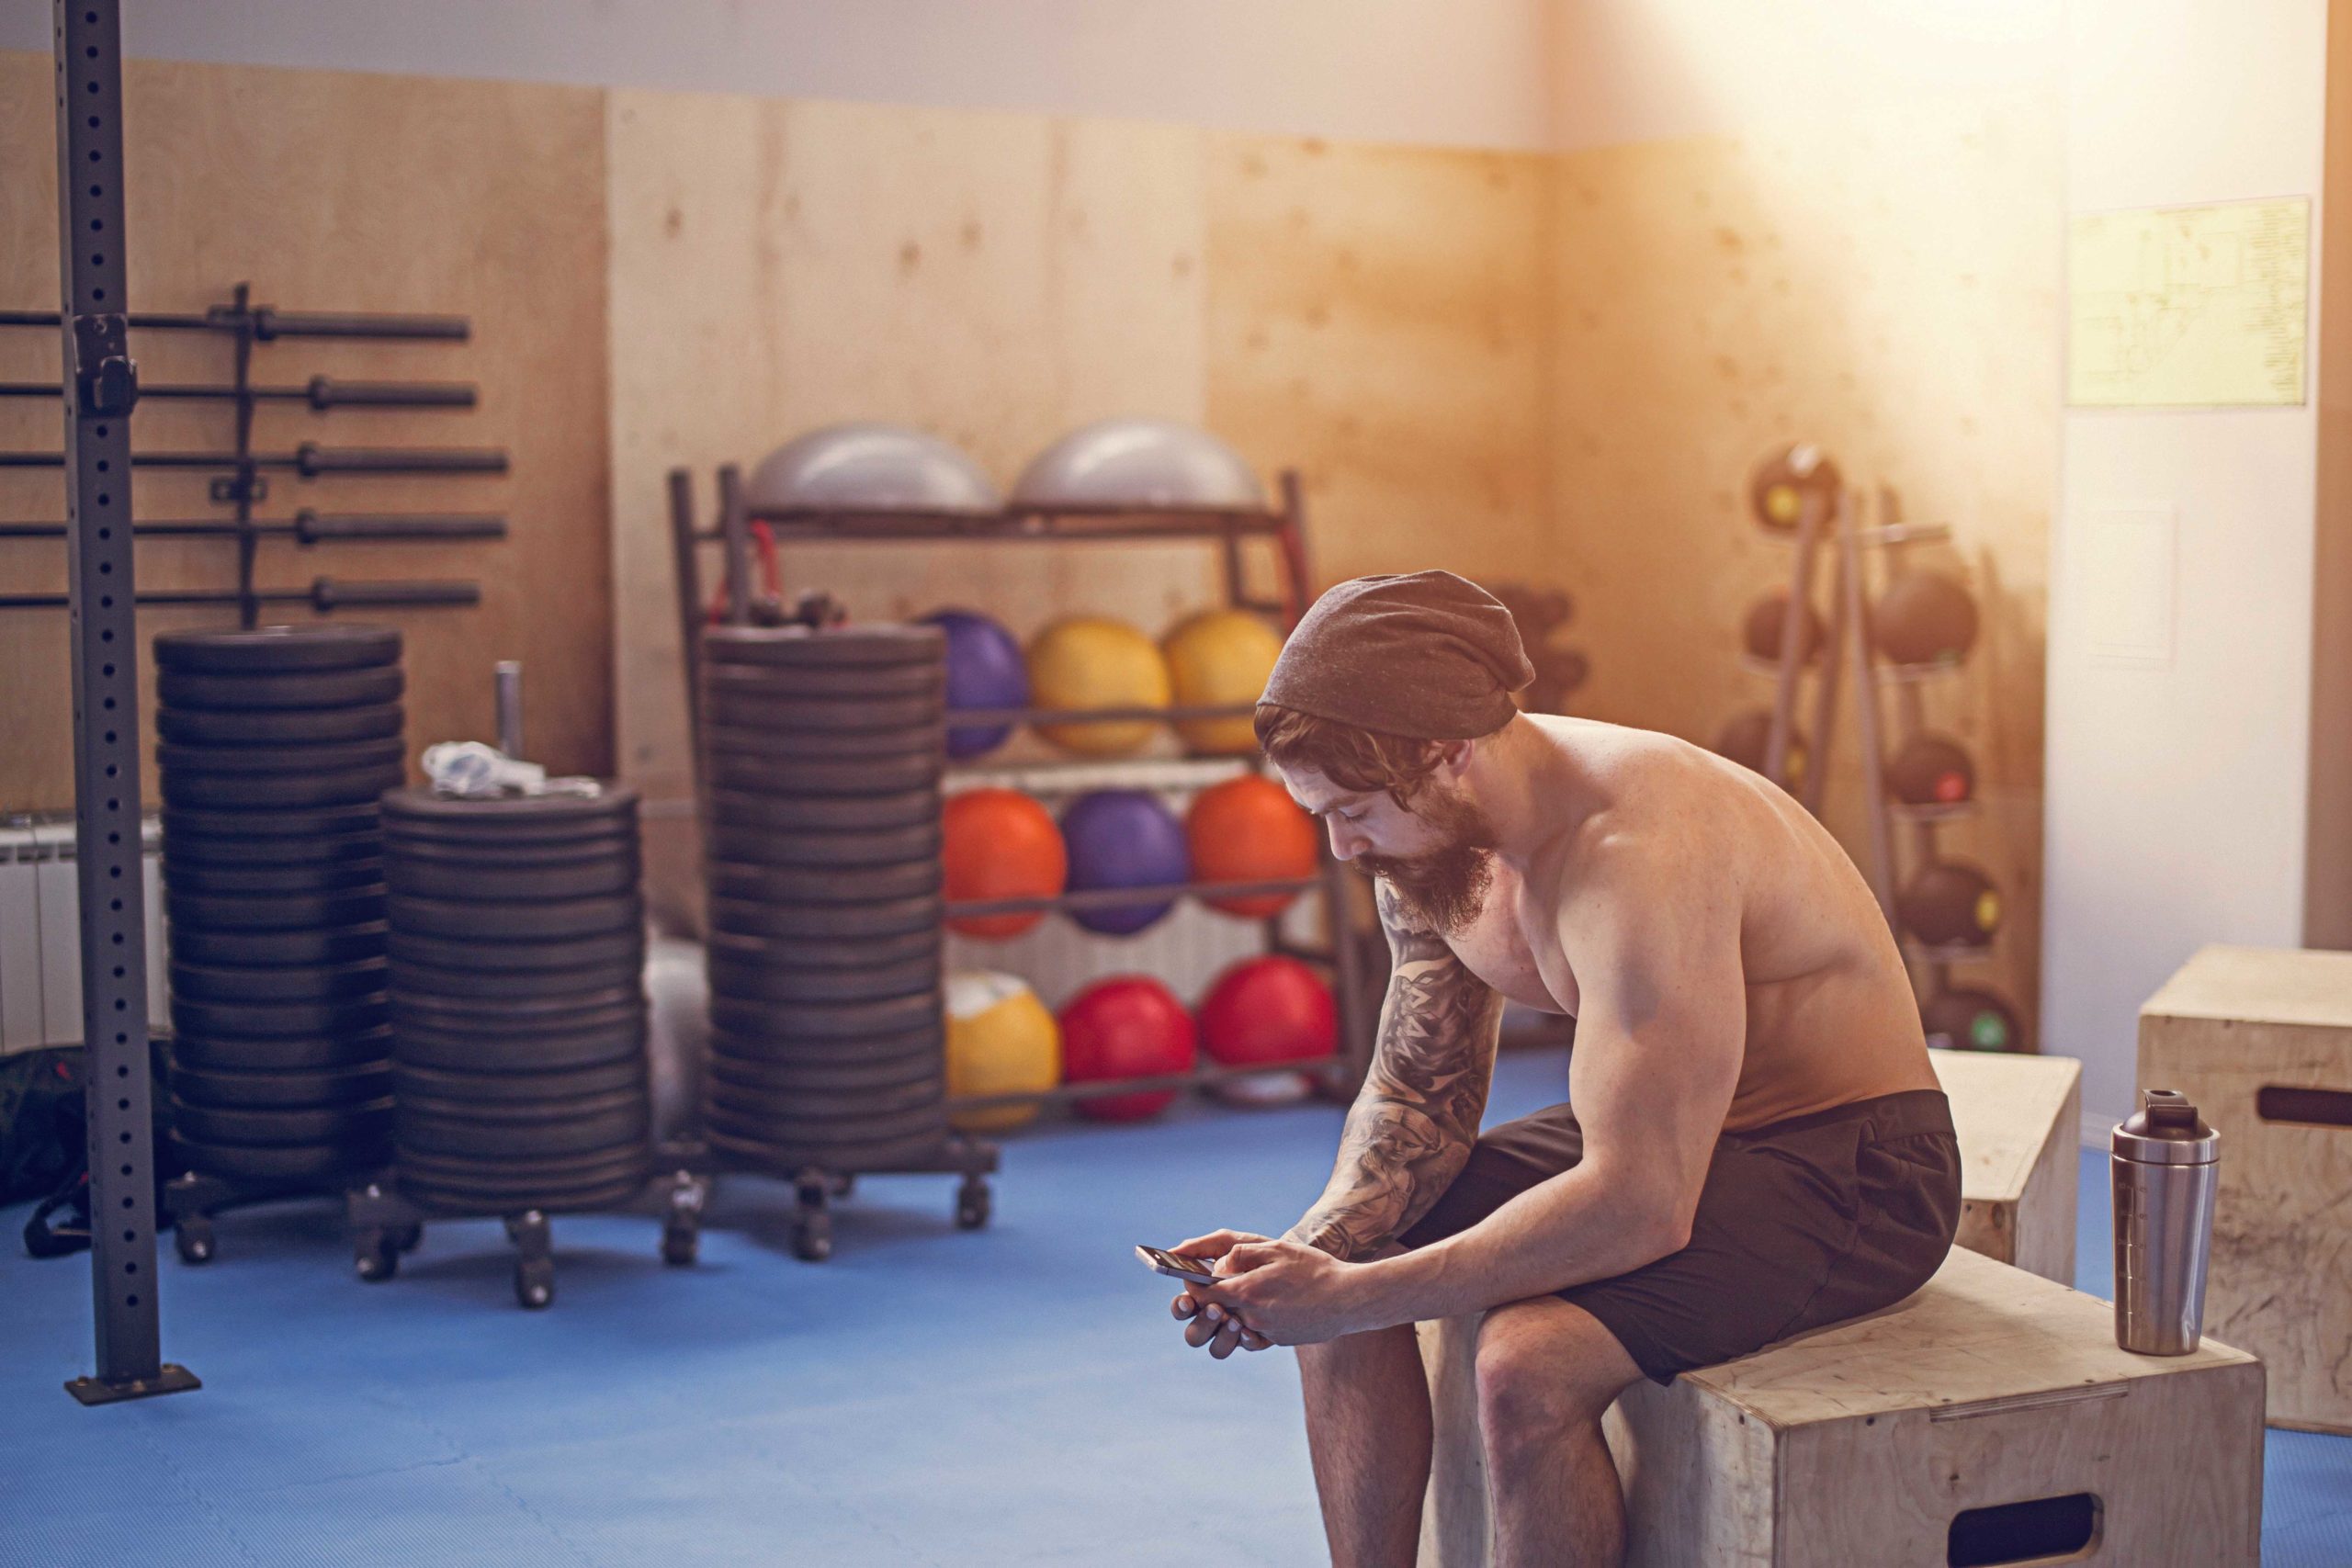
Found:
[1396,1088,1962,1384]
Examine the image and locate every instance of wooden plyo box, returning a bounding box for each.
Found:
[1416,1247,2263,1567]
[1929,1047,2083,1284]
[2141,942,2352,1434]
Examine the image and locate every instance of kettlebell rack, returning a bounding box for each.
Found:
[0,282,508,625]
[665,462,1375,1125]
[1744,476,2014,1043]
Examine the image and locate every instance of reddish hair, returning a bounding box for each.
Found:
[1252,704,1453,810]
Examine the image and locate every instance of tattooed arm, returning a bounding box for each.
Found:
[1283,881,1506,1262]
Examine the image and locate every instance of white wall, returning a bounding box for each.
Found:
[0,0,1559,152]
[2045,0,2330,1124]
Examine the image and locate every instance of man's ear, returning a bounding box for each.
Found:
[1431,738,1476,779]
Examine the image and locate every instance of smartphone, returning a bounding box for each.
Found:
[1136,1244,1223,1285]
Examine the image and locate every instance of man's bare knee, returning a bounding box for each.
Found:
[1473,1299,1642,1461]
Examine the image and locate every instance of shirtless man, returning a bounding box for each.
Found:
[1161,570,1960,1568]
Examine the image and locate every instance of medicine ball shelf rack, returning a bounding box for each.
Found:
[1735,448,2023,1051]
[661,460,1373,1258]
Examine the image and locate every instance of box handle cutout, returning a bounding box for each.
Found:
[2256,1086,2352,1128]
[1947,1492,2101,1566]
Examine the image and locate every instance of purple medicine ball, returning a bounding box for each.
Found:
[1060,789,1191,936]
[922,608,1029,760]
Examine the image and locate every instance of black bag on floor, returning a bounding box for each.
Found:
[6,1043,183,1258]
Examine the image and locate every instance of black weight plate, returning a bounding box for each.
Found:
[380,785,638,829]
[158,664,404,712]
[707,1051,941,1097]
[705,750,942,795]
[167,1027,392,1074]
[401,1172,650,1217]
[381,831,636,869]
[171,1095,394,1147]
[154,622,401,675]
[164,858,386,897]
[707,1020,944,1066]
[158,737,405,776]
[164,828,383,869]
[171,1060,390,1111]
[397,1085,644,1126]
[704,820,943,870]
[705,787,939,834]
[702,623,943,670]
[707,859,939,905]
[392,1017,645,1075]
[703,688,944,734]
[388,892,639,942]
[168,957,388,1004]
[702,724,944,763]
[707,927,941,970]
[703,663,945,703]
[387,927,646,975]
[390,957,641,1002]
[702,1075,943,1120]
[166,886,388,934]
[161,762,403,811]
[390,989,641,1032]
[392,1058,645,1105]
[389,856,639,902]
[707,953,938,1005]
[165,920,388,969]
[709,990,940,1042]
[164,802,380,839]
[395,1103,649,1159]
[700,1100,945,1150]
[702,1123,947,1174]
[171,1132,387,1185]
[395,1142,652,1190]
[157,703,403,746]
[708,894,942,942]
[172,995,389,1040]
[378,822,636,856]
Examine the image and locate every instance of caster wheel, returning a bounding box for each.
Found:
[175,1221,215,1265]
[389,1223,424,1254]
[830,1174,855,1198]
[955,1178,991,1231]
[516,1264,554,1310]
[662,1224,698,1268]
[793,1213,833,1262]
[354,1228,399,1282]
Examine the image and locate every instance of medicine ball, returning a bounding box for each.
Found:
[1026,616,1170,756]
[1742,590,1826,665]
[1747,443,1842,533]
[1161,610,1283,755]
[1713,709,1807,791]
[1898,861,2001,947]
[1184,774,1318,919]
[1060,790,1190,936]
[1058,975,1196,1122]
[1872,570,1979,667]
[943,788,1066,940]
[922,608,1028,760]
[1921,987,2023,1053]
[1885,732,1975,807]
[1199,956,1336,1070]
[944,970,1060,1133]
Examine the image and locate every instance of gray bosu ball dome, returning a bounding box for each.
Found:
[1011,418,1265,511]
[744,422,1001,514]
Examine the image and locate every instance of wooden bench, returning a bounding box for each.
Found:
[1929,1046,2083,1284]
[2142,942,2352,1433]
[1416,1247,2262,1566]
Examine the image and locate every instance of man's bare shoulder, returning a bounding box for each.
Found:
[1526,723,1759,910]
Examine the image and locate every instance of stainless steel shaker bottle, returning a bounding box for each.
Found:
[2111,1088,2221,1355]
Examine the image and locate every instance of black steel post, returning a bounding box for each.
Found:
[54,0,198,1407]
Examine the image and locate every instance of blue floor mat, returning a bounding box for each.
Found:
[1,1045,2344,1565]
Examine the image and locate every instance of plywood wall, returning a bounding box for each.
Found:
[1547,88,2062,1029]
[0,54,613,811]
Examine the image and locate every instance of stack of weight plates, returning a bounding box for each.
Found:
[155,625,404,1189]
[382,787,650,1213]
[700,623,951,1171]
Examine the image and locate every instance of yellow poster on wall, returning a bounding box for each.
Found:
[2067,197,2309,408]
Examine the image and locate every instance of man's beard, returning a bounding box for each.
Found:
[1359,789,1498,936]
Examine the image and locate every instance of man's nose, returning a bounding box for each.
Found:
[1327,819,1363,861]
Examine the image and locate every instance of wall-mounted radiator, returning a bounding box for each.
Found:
[0,815,167,1055]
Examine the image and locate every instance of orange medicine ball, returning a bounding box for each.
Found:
[1184,774,1319,918]
[943,788,1067,940]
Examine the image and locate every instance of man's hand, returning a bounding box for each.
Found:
[1164,1229,1273,1359]
[1190,1237,1378,1347]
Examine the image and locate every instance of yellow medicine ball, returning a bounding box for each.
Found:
[945,970,1061,1133]
[1025,615,1171,756]
[1160,609,1283,754]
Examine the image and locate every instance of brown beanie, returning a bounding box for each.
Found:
[1261,570,1533,740]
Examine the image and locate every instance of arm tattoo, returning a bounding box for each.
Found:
[1284,881,1504,1261]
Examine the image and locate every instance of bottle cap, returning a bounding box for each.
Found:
[2112,1087,2220,1165]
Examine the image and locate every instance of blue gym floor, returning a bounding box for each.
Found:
[4,1044,2349,1567]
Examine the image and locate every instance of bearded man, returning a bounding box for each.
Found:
[1160,570,1960,1568]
